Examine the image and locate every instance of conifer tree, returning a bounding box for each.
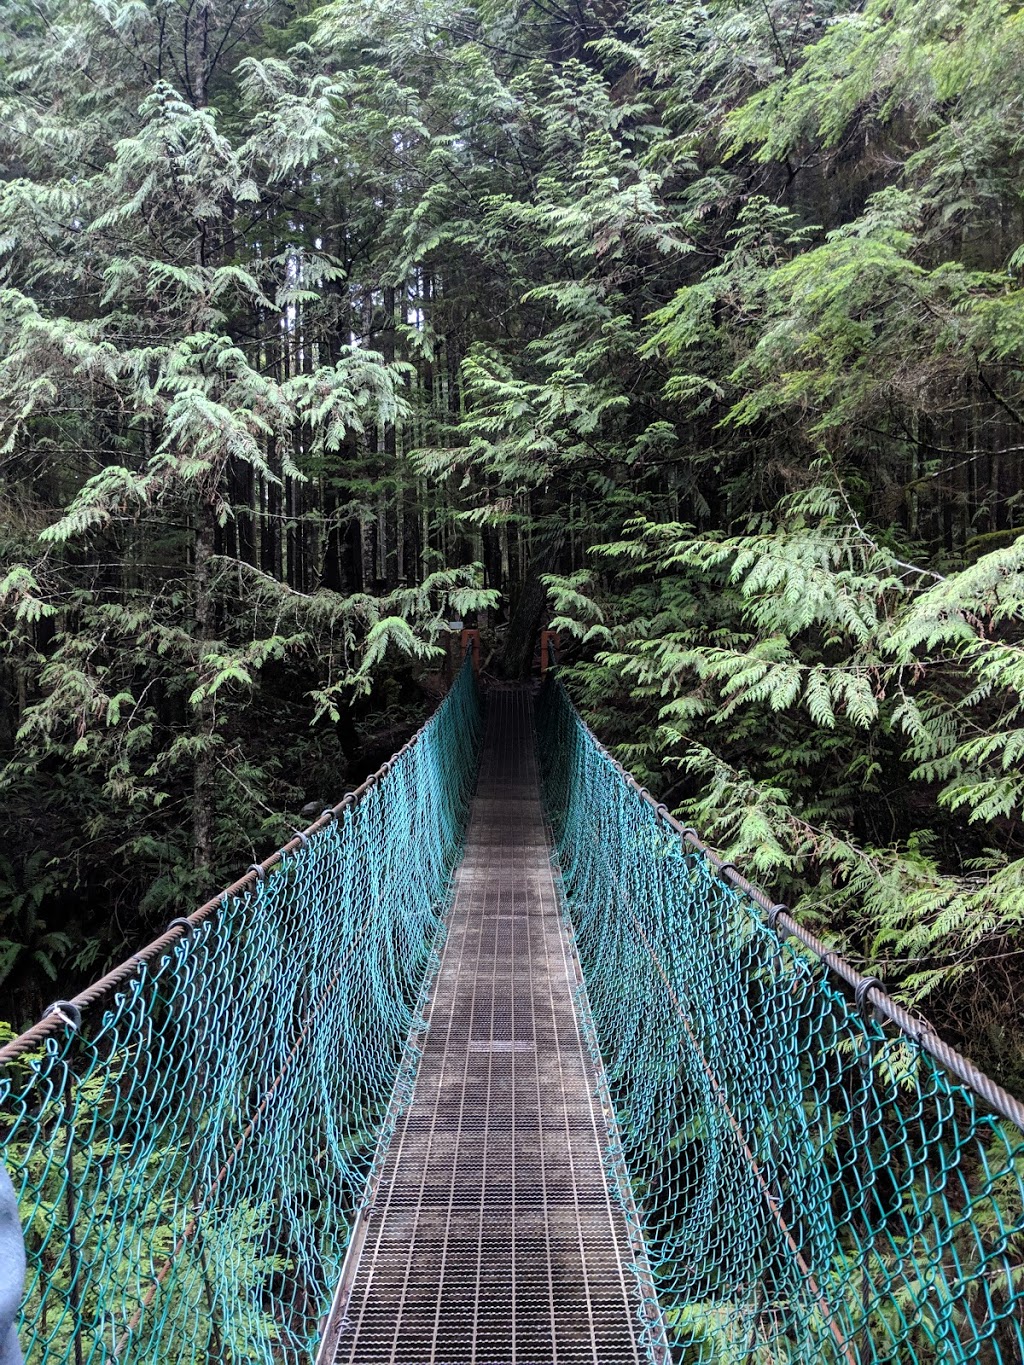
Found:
[1,0,1022,1080]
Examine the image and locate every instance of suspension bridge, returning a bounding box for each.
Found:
[1,650,1022,1364]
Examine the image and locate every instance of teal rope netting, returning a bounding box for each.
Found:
[0,656,481,1364]
[537,676,1024,1365]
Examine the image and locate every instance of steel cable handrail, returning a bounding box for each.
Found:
[0,653,482,1364]
[538,665,1024,1364]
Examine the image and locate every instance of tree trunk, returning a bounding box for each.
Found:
[500,525,565,679]
[192,503,216,877]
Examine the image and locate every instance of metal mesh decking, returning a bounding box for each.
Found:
[320,687,655,1365]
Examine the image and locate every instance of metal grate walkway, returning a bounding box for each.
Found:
[319,687,655,1365]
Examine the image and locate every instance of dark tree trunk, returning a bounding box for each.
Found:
[500,526,565,678]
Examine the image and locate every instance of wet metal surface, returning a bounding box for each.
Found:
[325,687,649,1364]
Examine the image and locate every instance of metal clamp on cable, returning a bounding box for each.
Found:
[654,803,670,821]
[765,903,791,939]
[166,917,194,937]
[854,976,887,1017]
[42,1001,82,1032]
[716,861,739,885]
[248,862,267,881]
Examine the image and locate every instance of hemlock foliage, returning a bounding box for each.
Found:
[1,0,1022,1087]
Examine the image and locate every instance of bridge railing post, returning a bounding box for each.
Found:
[460,628,480,674]
[540,630,559,677]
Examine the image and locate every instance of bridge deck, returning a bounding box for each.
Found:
[322,687,651,1364]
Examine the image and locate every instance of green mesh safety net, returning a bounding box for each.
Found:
[0,656,481,1365]
[537,676,1024,1365]
[4,661,1024,1365]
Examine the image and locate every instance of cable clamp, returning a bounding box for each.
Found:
[166,917,194,937]
[43,1001,82,1032]
[654,803,670,821]
[292,830,310,849]
[716,861,739,884]
[765,903,790,938]
[855,976,887,1016]
[248,863,267,881]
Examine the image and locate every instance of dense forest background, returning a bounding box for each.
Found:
[1,0,1022,1091]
